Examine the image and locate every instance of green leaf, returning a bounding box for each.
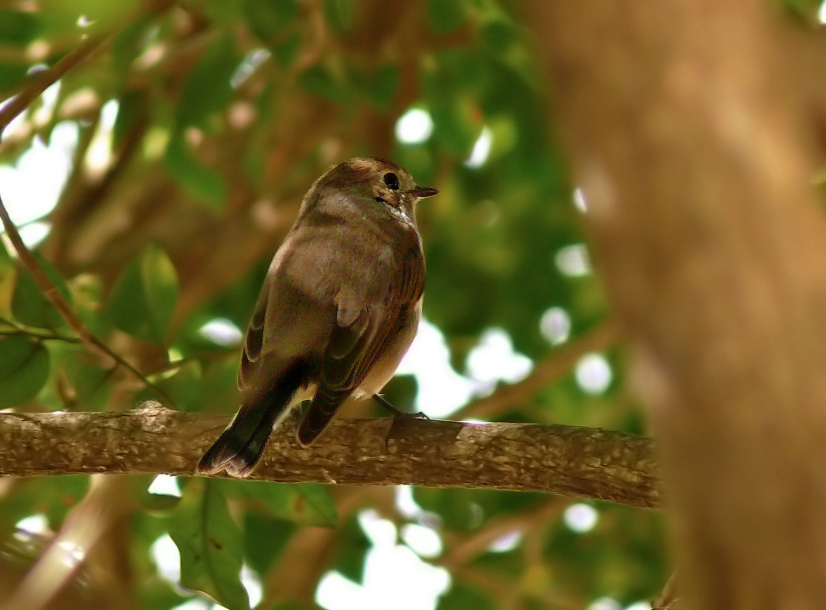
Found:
[175,34,240,129]
[205,0,244,24]
[0,239,10,265]
[0,335,50,408]
[0,243,14,318]
[141,490,182,512]
[331,515,371,582]
[242,512,295,574]
[426,0,467,34]
[165,134,228,207]
[438,583,496,610]
[60,352,111,411]
[299,61,353,104]
[271,31,302,69]
[223,480,338,528]
[141,359,202,411]
[108,244,179,344]
[323,0,355,31]
[0,10,41,44]
[42,475,90,527]
[11,255,72,330]
[367,64,399,112]
[244,0,299,46]
[0,62,29,93]
[290,483,338,526]
[39,0,139,30]
[412,487,481,531]
[112,89,148,149]
[111,13,157,70]
[0,475,87,531]
[169,481,250,610]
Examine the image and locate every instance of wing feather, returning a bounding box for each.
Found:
[296,244,424,445]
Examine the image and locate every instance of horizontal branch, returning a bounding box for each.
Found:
[0,402,661,508]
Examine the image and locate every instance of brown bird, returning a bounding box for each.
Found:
[197,157,437,477]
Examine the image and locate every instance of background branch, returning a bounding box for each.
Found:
[455,318,621,420]
[0,402,660,509]
[0,192,169,401]
[0,35,106,133]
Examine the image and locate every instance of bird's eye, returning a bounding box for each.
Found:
[383,172,400,190]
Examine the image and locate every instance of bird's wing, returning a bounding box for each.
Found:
[238,282,268,392]
[238,228,339,393]
[296,244,425,445]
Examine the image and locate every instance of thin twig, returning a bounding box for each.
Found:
[653,571,680,609]
[0,192,171,402]
[0,330,80,343]
[441,496,572,570]
[0,316,81,343]
[0,35,107,134]
[0,0,176,135]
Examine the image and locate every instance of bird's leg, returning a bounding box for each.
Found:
[372,394,429,448]
[372,394,429,419]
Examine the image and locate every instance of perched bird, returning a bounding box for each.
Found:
[197,157,437,477]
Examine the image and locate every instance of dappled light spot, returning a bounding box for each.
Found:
[464,127,492,168]
[318,510,451,609]
[395,108,434,144]
[359,509,397,546]
[231,49,271,89]
[489,530,523,553]
[56,539,85,566]
[0,120,77,226]
[85,99,119,173]
[198,318,243,346]
[540,306,571,345]
[588,597,622,610]
[150,534,181,585]
[148,474,182,498]
[397,318,476,417]
[555,243,591,277]
[394,486,422,519]
[575,353,613,395]
[401,523,443,558]
[573,187,588,213]
[15,222,51,248]
[240,564,263,608]
[15,514,49,536]
[564,503,599,533]
[465,327,533,395]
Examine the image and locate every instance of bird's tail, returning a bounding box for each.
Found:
[296,384,349,446]
[197,364,305,477]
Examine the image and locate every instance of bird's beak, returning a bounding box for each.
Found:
[409,186,439,198]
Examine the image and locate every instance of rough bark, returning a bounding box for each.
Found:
[0,402,660,508]
[526,1,826,609]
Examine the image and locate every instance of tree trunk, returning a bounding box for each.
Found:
[525,1,826,608]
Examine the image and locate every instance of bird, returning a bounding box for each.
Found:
[197,157,438,477]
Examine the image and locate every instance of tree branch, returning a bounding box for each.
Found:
[0,35,106,134]
[0,403,660,509]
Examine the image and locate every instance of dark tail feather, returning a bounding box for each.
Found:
[296,385,350,446]
[198,364,304,477]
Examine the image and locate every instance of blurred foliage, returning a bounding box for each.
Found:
[0,0,676,608]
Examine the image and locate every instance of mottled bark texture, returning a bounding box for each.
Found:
[0,402,660,508]
[526,1,826,609]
